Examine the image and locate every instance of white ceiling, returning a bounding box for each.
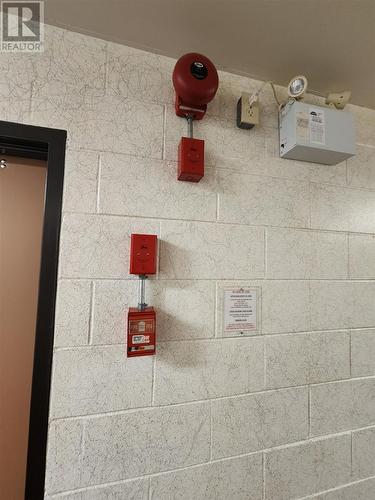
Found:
[44,0,375,109]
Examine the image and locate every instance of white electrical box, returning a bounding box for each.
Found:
[279,101,355,165]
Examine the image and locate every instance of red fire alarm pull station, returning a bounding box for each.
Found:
[127,234,157,357]
[172,53,219,182]
[127,306,156,357]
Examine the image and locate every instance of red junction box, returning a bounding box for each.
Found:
[129,234,157,275]
[178,136,204,182]
[127,307,156,357]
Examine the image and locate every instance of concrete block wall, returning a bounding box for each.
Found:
[3,23,375,499]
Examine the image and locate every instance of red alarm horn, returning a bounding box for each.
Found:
[172,53,219,120]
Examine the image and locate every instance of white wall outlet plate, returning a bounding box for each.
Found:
[236,92,260,129]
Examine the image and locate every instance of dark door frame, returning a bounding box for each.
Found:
[0,120,67,499]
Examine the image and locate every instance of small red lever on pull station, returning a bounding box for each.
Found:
[127,234,157,357]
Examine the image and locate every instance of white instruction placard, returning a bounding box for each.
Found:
[223,287,258,334]
[296,111,309,140]
[309,107,325,145]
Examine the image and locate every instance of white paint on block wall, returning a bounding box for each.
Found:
[4,22,375,500]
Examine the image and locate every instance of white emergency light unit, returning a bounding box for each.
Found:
[279,100,355,165]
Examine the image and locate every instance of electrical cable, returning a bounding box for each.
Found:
[248,80,282,109]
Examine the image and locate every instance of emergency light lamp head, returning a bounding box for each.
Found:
[326,90,351,110]
[287,75,308,100]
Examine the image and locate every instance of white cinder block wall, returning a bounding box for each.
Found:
[5,24,375,499]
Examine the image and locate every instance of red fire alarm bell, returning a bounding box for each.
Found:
[127,234,158,357]
[172,53,218,182]
[173,53,219,120]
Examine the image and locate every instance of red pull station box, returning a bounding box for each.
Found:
[129,234,157,275]
[128,234,157,357]
[178,137,204,182]
[127,307,156,356]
